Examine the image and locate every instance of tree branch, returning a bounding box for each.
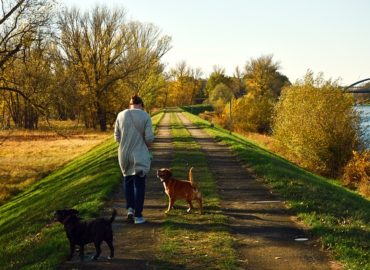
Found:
[0,0,26,25]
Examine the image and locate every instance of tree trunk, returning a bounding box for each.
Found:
[24,101,38,129]
[97,102,107,131]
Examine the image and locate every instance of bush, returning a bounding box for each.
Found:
[342,150,370,197]
[273,72,362,177]
[223,94,275,134]
[181,104,214,115]
[208,83,233,114]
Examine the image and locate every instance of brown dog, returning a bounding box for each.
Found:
[157,167,203,214]
[54,208,116,261]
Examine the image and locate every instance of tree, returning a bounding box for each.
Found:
[2,37,54,128]
[230,66,246,98]
[228,93,275,133]
[167,61,203,106]
[209,83,233,113]
[205,66,232,98]
[273,72,362,177]
[0,0,55,128]
[229,55,290,134]
[49,47,81,121]
[0,0,54,70]
[244,54,289,98]
[125,60,167,113]
[57,6,171,130]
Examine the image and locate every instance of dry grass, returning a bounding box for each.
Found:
[232,129,302,163]
[0,121,111,204]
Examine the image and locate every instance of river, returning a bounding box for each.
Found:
[356,105,370,147]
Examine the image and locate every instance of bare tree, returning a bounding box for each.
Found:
[0,0,54,70]
[57,6,171,131]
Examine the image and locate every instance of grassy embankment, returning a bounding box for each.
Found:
[156,112,237,270]
[0,113,164,269]
[184,111,370,270]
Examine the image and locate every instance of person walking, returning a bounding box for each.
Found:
[114,94,154,224]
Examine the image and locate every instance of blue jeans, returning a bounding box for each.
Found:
[124,174,146,218]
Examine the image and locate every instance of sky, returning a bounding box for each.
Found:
[60,0,370,86]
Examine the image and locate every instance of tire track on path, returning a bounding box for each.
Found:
[176,112,334,270]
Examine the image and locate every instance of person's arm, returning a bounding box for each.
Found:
[114,116,121,143]
[144,117,155,147]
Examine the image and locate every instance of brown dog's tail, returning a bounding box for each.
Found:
[189,167,196,186]
[110,209,117,223]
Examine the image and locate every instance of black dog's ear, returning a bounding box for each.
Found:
[54,210,65,222]
[69,209,79,215]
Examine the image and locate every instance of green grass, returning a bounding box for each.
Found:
[184,111,370,270]
[0,112,164,270]
[156,112,238,270]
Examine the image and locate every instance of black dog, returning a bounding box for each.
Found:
[54,208,116,261]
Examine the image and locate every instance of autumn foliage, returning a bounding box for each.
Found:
[342,150,370,197]
[273,72,362,177]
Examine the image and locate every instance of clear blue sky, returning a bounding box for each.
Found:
[61,0,370,85]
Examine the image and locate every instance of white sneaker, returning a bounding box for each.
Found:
[134,216,146,224]
[127,208,134,223]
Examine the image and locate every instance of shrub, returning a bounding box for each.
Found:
[181,104,214,115]
[273,72,362,177]
[223,94,275,134]
[342,150,370,197]
[208,83,233,114]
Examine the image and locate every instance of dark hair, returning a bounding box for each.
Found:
[130,94,144,107]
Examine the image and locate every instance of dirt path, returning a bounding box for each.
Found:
[60,111,338,270]
[60,113,174,270]
[176,113,336,270]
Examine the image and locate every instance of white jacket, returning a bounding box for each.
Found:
[114,109,154,176]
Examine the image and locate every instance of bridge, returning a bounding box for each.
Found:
[344,78,370,93]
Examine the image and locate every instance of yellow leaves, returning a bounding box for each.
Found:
[273,74,360,177]
[225,93,275,133]
[342,150,370,197]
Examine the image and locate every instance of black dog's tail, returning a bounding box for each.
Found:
[110,209,117,223]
